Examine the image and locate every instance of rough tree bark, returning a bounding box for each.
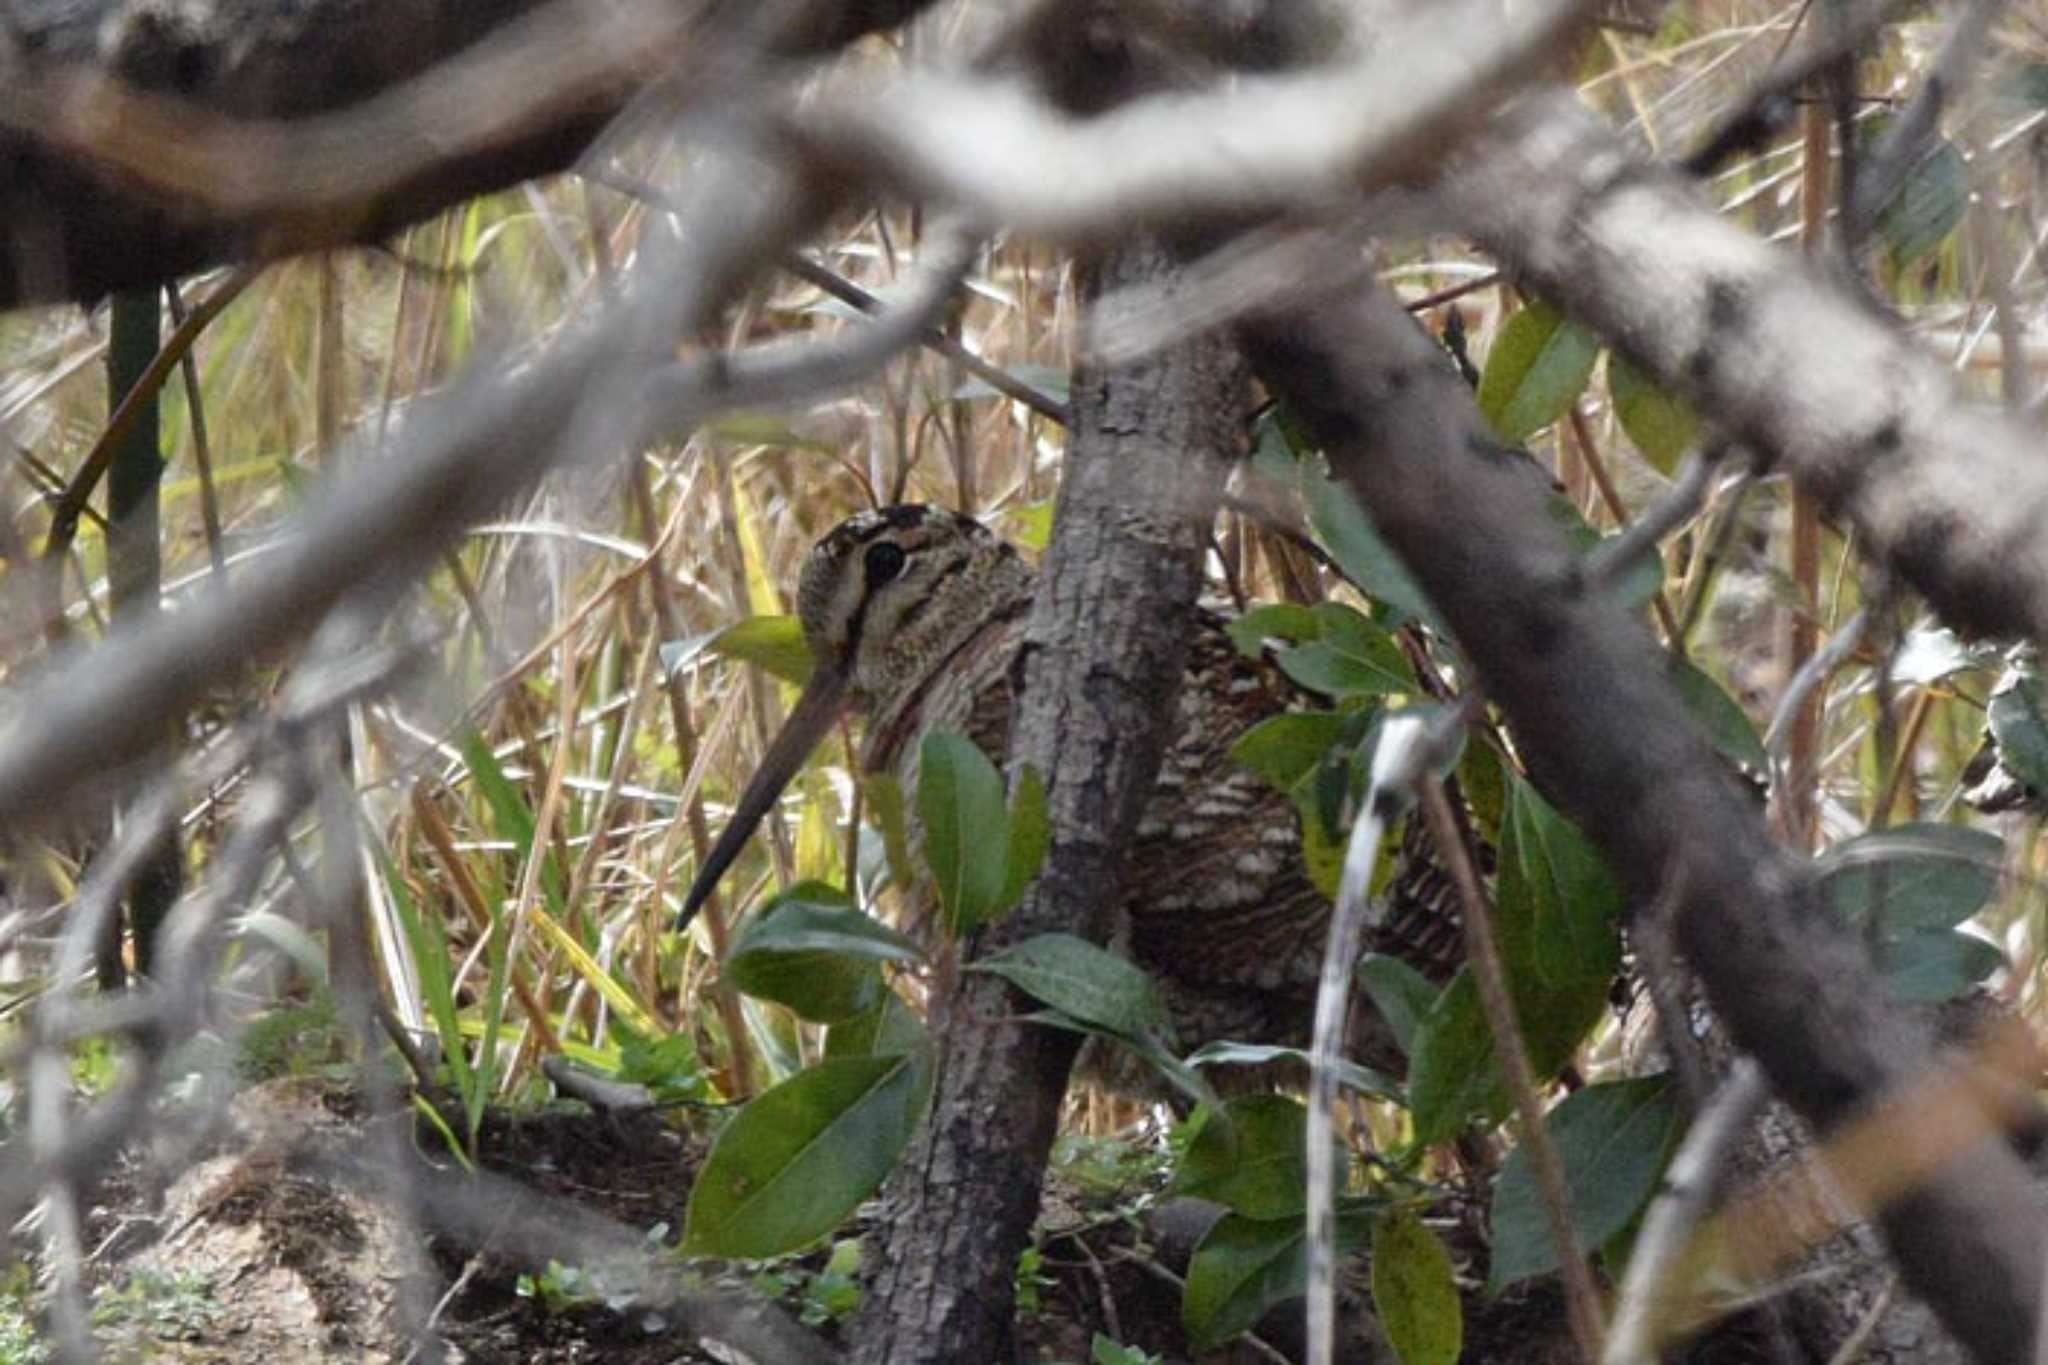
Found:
[1236,262,2044,1364]
[845,239,1247,1364]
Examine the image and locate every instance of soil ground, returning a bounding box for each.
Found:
[63,1074,1759,1364]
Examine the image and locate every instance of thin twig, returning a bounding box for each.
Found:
[1420,775,1606,1362]
[780,253,1071,425]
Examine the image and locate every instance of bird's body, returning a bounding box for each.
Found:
[683,504,1460,1089]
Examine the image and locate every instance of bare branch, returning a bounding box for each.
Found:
[0,0,942,304]
[788,0,1599,235]
[1443,92,2048,643]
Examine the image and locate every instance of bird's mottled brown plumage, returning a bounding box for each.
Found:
[684,504,1461,1092]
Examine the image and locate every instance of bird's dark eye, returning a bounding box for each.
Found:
[864,541,908,586]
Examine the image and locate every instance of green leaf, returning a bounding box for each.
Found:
[683,1049,933,1258]
[1276,603,1416,699]
[725,883,923,1024]
[1303,463,1441,628]
[1508,779,1625,991]
[825,990,928,1059]
[1090,1333,1156,1365]
[1231,712,1347,794]
[459,728,564,918]
[918,731,1010,934]
[1477,301,1599,444]
[1822,824,2006,1003]
[614,1026,713,1103]
[1357,954,1441,1061]
[1876,139,1968,269]
[1488,1075,1682,1292]
[972,933,1169,1040]
[1608,354,1697,474]
[1668,660,1768,773]
[1407,974,1505,1145]
[1987,675,2048,792]
[1456,737,1508,846]
[1372,1212,1463,1365]
[999,498,1056,551]
[1881,928,2006,1005]
[1225,603,1324,658]
[1001,765,1050,913]
[665,615,815,687]
[1822,824,2002,933]
[1175,1096,1331,1219]
[1183,1041,1403,1103]
[1409,783,1620,1145]
[1183,1206,1373,1350]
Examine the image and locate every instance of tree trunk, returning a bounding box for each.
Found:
[846,238,1247,1364]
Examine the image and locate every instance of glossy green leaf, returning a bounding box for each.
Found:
[1881,928,2006,1005]
[1001,764,1050,913]
[726,883,922,1023]
[918,731,1010,934]
[683,1049,932,1257]
[1477,301,1599,444]
[1277,603,1416,699]
[973,933,1170,1040]
[1407,974,1505,1144]
[1183,1206,1373,1350]
[1183,1040,1403,1103]
[1372,1212,1462,1365]
[1608,354,1697,474]
[1357,954,1441,1060]
[1668,660,1768,773]
[825,990,928,1059]
[1225,603,1324,658]
[1822,824,2006,1003]
[1410,782,1619,1144]
[1508,779,1626,992]
[1987,675,2048,792]
[1488,1075,1682,1292]
[1176,1095,1330,1219]
[1822,824,2002,933]
[1303,463,1442,628]
[1232,712,1347,794]
[1876,139,1968,268]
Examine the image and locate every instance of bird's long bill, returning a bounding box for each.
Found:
[675,665,850,933]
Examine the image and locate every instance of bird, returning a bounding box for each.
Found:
[677,503,1462,1091]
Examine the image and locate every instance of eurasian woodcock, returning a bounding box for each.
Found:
[677,504,1461,1088]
